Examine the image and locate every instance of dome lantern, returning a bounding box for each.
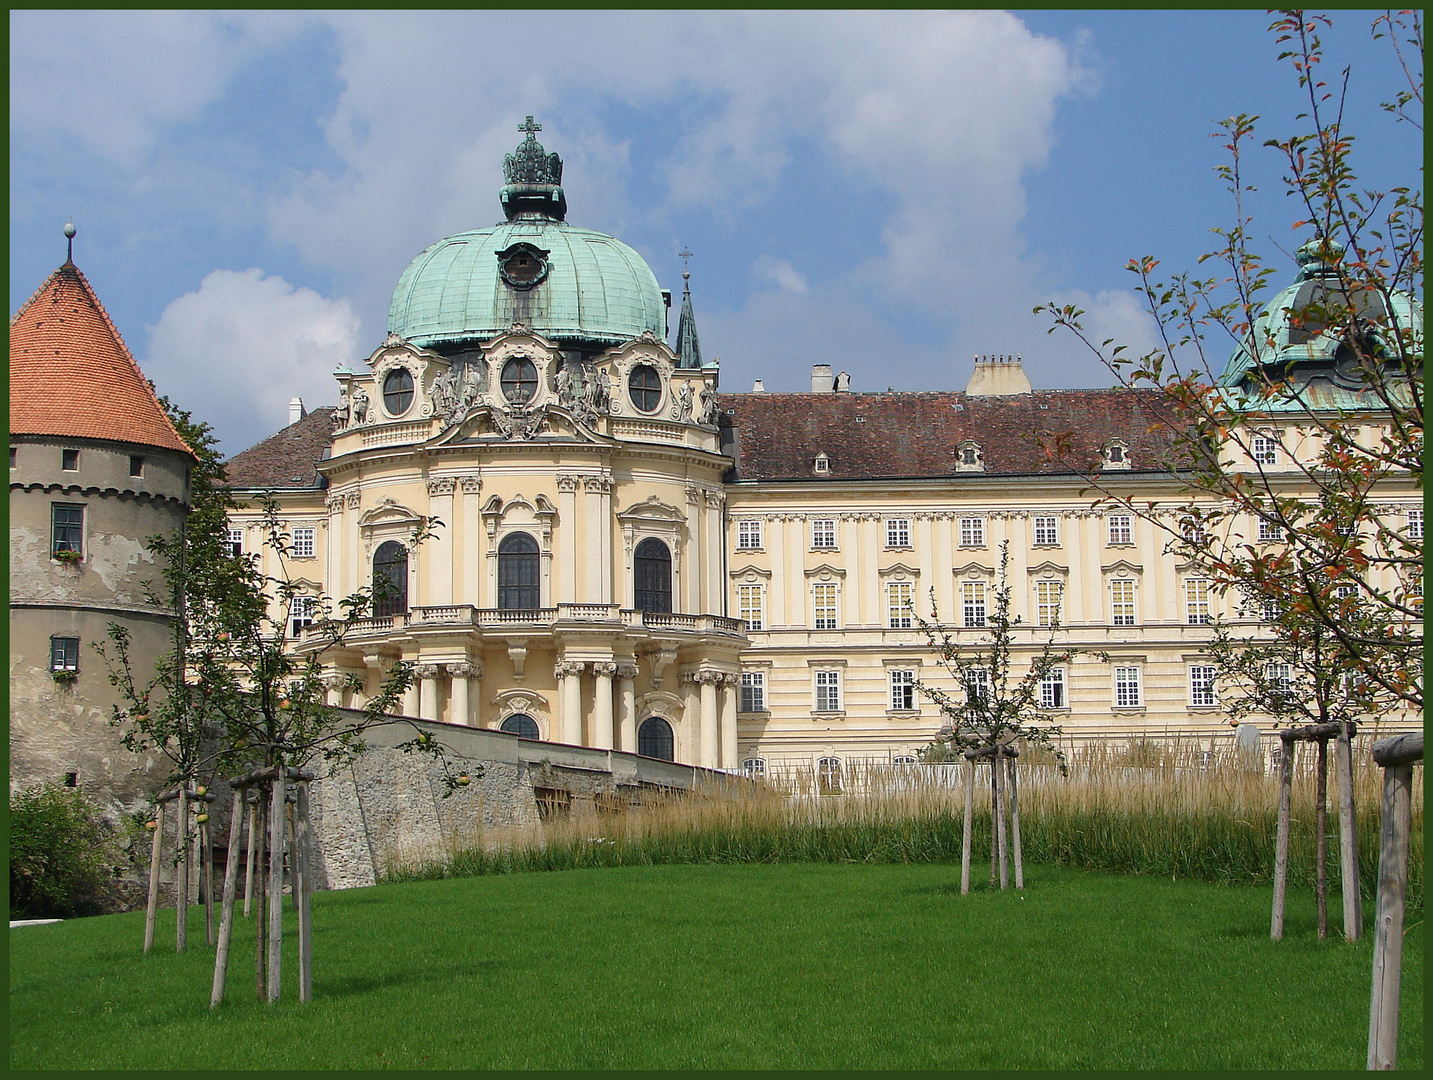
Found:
[500,116,567,222]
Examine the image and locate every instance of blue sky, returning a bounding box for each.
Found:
[10,10,1420,456]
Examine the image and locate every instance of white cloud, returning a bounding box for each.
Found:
[752,256,808,294]
[144,269,361,455]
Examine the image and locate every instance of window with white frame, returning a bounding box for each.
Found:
[886,518,911,548]
[1409,508,1424,540]
[1251,434,1278,465]
[812,583,839,630]
[1035,580,1064,627]
[50,636,81,672]
[736,519,762,550]
[814,670,841,712]
[1039,667,1066,709]
[1189,666,1218,707]
[1185,578,1212,624]
[1257,516,1283,542]
[740,671,766,712]
[892,755,918,767]
[817,756,843,794]
[289,596,317,637]
[226,525,244,558]
[1107,514,1133,545]
[959,517,985,547]
[961,580,987,628]
[813,453,830,473]
[1110,579,1137,626]
[1259,596,1281,623]
[1264,662,1294,700]
[887,582,914,628]
[742,757,767,778]
[963,667,991,703]
[1334,581,1357,600]
[1114,666,1142,708]
[811,518,837,549]
[1181,518,1207,545]
[738,584,764,631]
[292,527,316,558]
[889,668,916,711]
[1033,515,1059,545]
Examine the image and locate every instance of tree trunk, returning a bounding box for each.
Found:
[1315,737,1329,941]
[993,753,1009,890]
[1334,723,1361,940]
[267,773,286,1002]
[960,757,974,895]
[176,786,189,953]
[254,795,267,1003]
[212,790,246,1008]
[295,782,314,1002]
[1007,751,1023,890]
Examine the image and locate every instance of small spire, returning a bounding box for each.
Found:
[63,218,77,268]
[674,250,703,369]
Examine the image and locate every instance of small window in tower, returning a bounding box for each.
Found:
[9,447,16,469]
[129,455,145,478]
[62,448,79,471]
[383,368,415,416]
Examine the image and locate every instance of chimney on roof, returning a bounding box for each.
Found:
[965,354,1032,397]
[289,397,306,425]
[834,371,851,392]
[811,364,833,393]
[752,379,767,392]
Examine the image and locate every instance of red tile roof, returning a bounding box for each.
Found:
[720,389,1184,481]
[225,407,335,489]
[10,263,193,456]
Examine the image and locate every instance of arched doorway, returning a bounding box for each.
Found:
[633,537,672,614]
[637,717,675,761]
[372,541,408,617]
[499,713,540,739]
[498,531,540,609]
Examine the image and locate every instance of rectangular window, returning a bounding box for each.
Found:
[889,668,916,711]
[226,526,244,558]
[1039,668,1066,709]
[1251,434,1278,465]
[1264,662,1294,699]
[1035,580,1064,627]
[1257,517,1282,542]
[1114,666,1142,708]
[10,446,17,469]
[812,583,839,630]
[1181,518,1206,545]
[50,636,80,672]
[961,580,987,628]
[737,584,764,631]
[811,519,837,549]
[1107,514,1133,545]
[964,667,991,703]
[814,670,841,712]
[886,518,911,548]
[959,517,985,547]
[1189,666,1218,707]
[290,596,316,638]
[1110,579,1137,626]
[736,519,762,550]
[61,448,79,471]
[1409,508,1424,540]
[1259,596,1281,622]
[128,455,145,478]
[1033,515,1059,546]
[292,527,316,558]
[740,671,766,713]
[887,582,914,628]
[742,757,766,777]
[51,504,84,556]
[1185,578,1212,624]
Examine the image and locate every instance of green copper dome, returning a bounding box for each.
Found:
[388,118,667,353]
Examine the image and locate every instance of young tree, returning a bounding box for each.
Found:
[1036,11,1422,714]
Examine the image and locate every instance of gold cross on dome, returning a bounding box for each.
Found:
[518,116,542,136]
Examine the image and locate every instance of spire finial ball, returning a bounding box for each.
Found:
[64,220,77,239]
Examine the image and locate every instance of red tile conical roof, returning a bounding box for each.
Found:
[10,262,193,456]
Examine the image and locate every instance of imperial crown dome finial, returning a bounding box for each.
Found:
[500,116,567,221]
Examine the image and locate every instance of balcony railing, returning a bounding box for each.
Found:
[327,605,747,638]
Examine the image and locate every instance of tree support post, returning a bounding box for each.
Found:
[1315,735,1329,940]
[960,755,974,895]
[1335,721,1361,941]
[267,771,286,1003]
[1271,730,1295,940]
[1367,732,1421,1071]
[143,800,165,953]
[1005,744,1024,890]
[212,789,246,1008]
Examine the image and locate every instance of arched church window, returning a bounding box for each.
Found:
[498,532,540,609]
[638,717,675,761]
[500,714,540,739]
[633,537,673,614]
[372,541,408,617]
[383,368,414,416]
[628,364,662,412]
[500,357,539,404]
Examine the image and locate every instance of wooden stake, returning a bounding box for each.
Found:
[1271,734,1294,940]
[176,786,189,953]
[244,793,258,918]
[254,795,267,1003]
[295,781,314,1003]
[988,761,998,886]
[1367,760,1414,1069]
[1334,723,1361,941]
[1315,737,1329,941]
[212,790,246,1008]
[202,813,215,946]
[1007,749,1024,890]
[143,800,164,953]
[993,753,1009,891]
[287,798,300,912]
[960,756,974,895]
[267,772,286,1002]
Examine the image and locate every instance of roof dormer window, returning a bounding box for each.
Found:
[1102,439,1131,470]
[955,441,984,473]
[813,452,830,474]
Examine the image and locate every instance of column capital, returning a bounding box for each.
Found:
[446,661,482,680]
[459,475,483,494]
[426,476,458,497]
[556,474,581,493]
[412,663,442,679]
[591,661,619,677]
[555,660,586,678]
[615,663,640,681]
[694,669,724,686]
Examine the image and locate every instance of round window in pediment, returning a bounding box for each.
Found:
[501,357,539,404]
[382,368,414,416]
[629,364,662,412]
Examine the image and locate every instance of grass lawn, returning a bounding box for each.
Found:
[9,862,1422,1070]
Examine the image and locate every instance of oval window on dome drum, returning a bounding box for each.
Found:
[629,364,662,412]
[383,368,414,416]
[638,717,675,761]
[501,357,539,404]
[500,713,540,739]
[497,243,550,290]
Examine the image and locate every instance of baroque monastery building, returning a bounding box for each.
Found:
[221,121,1420,776]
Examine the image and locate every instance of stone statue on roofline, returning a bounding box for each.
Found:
[350,386,370,426]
